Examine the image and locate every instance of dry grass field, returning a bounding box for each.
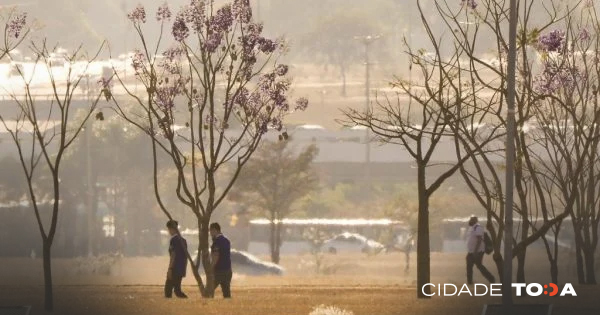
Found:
[1,251,600,315]
[1,284,599,315]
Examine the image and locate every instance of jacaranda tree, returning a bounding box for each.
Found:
[109,0,308,297]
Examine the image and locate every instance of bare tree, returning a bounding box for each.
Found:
[0,41,105,311]
[421,0,597,285]
[344,0,600,296]
[533,6,600,284]
[109,1,307,297]
[342,0,502,296]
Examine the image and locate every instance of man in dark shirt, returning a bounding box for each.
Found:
[165,220,188,298]
[210,222,232,298]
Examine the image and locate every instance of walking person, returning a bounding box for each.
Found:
[466,216,495,284]
[210,222,232,298]
[165,220,188,298]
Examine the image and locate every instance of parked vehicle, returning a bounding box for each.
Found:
[322,232,385,255]
[194,249,284,276]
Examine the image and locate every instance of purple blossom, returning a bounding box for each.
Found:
[128,4,146,24]
[538,30,565,52]
[270,117,283,131]
[258,72,276,91]
[243,55,256,66]
[294,97,308,111]
[240,63,308,135]
[233,87,262,119]
[205,114,218,125]
[155,86,176,109]
[256,112,272,134]
[159,59,182,75]
[534,61,582,94]
[183,0,205,32]
[239,23,263,59]
[239,59,256,85]
[270,81,290,110]
[257,37,277,54]
[156,2,172,21]
[172,12,189,42]
[131,50,146,74]
[579,28,590,42]
[254,111,283,134]
[194,3,236,53]
[232,0,252,23]
[244,23,262,41]
[243,91,262,115]
[204,32,224,53]
[232,87,250,107]
[211,5,234,33]
[154,77,186,110]
[163,46,185,61]
[461,0,477,10]
[275,64,288,76]
[8,12,26,39]
[258,70,291,111]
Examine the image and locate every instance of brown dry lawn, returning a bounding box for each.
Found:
[1,285,599,315]
[1,251,600,315]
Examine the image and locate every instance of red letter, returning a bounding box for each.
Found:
[548,283,558,296]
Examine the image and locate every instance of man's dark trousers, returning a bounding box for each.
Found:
[466,252,495,284]
[214,271,233,298]
[165,275,186,298]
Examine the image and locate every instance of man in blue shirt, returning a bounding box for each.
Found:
[210,222,232,298]
[165,220,188,298]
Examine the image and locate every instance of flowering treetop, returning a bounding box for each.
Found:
[120,0,307,139]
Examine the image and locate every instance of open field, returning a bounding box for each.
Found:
[0,285,599,315]
[1,251,600,314]
[0,251,588,287]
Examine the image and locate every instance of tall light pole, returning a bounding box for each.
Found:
[408,3,413,108]
[122,0,128,80]
[354,35,381,183]
[503,0,518,310]
[85,75,95,257]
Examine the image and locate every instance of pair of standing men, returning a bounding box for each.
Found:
[165,220,232,298]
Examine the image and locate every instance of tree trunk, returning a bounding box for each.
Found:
[190,246,205,297]
[404,250,410,273]
[274,223,282,264]
[416,165,430,298]
[493,254,503,281]
[573,225,586,284]
[583,246,597,284]
[269,217,279,264]
[42,240,53,311]
[550,258,558,284]
[516,250,526,283]
[199,219,214,297]
[489,221,504,280]
[514,158,528,283]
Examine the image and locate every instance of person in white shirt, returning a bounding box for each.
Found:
[466,216,495,284]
